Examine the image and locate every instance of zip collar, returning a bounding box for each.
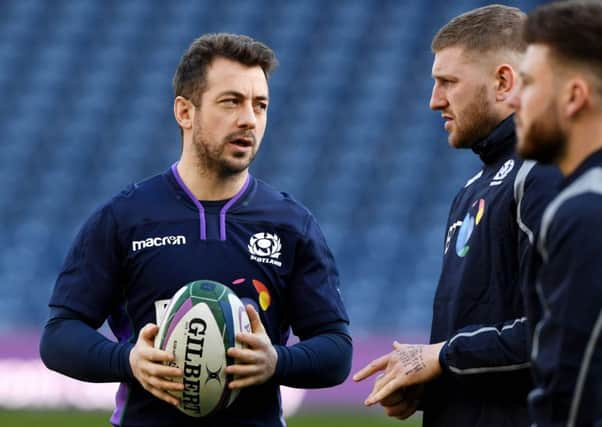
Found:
[471,114,516,165]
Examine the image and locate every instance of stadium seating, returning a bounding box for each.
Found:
[0,0,544,335]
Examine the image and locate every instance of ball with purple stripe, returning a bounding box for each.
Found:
[154,280,251,417]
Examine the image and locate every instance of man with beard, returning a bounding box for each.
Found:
[354,5,561,427]
[511,2,602,425]
[39,33,352,427]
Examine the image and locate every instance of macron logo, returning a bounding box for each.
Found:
[132,235,187,252]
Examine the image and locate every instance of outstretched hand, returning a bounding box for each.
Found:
[129,323,184,407]
[353,341,444,406]
[379,384,424,420]
[225,304,278,389]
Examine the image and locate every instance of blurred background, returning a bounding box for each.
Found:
[0,0,545,425]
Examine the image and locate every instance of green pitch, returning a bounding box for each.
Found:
[0,410,421,427]
[289,412,421,427]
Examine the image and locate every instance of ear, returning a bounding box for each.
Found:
[564,77,590,118]
[173,96,195,131]
[494,64,516,102]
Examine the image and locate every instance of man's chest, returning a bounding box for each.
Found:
[121,219,297,311]
[444,162,518,261]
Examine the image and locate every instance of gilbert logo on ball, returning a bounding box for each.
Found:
[154,280,251,417]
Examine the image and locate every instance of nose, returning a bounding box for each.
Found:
[429,83,447,111]
[237,102,257,129]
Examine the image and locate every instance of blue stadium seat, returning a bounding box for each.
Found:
[0,0,547,337]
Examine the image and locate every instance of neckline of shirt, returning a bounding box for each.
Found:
[168,162,252,240]
[562,147,602,189]
[471,114,516,165]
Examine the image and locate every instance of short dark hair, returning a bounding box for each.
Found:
[524,0,602,82]
[173,33,278,106]
[432,4,526,54]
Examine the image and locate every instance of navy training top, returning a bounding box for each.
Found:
[42,164,350,427]
[423,115,562,427]
[527,148,602,426]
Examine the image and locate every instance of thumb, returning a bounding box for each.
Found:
[246,304,265,334]
[139,323,158,342]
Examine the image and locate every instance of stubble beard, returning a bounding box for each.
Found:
[517,100,566,164]
[449,85,500,149]
[192,127,257,178]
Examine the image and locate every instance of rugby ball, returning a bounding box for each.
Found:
[154,280,251,417]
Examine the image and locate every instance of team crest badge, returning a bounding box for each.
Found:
[491,159,515,186]
[248,232,282,267]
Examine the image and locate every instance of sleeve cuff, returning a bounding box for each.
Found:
[120,342,136,382]
[272,344,288,381]
[438,340,451,374]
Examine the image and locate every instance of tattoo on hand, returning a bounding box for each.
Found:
[395,346,426,376]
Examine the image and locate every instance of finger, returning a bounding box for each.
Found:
[366,370,398,399]
[227,347,258,364]
[365,371,400,405]
[393,402,419,420]
[232,332,265,348]
[372,373,385,391]
[139,323,159,342]
[246,304,265,334]
[146,384,180,407]
[352,354,390,381]
[144,363,183,379]
[365,377,404,406]
[141,347,176,363]
[382,396,411,411]
[225,363,260,376]
[228,374,263,389]
[147,375,185,392]
[380,390,404,407]
[384,403,417,421]
[392,340,406,350]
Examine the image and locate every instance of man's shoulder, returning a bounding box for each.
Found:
[513,160,562,201]
[538,168,602,256]
[462,153,523,191]
[111,172,167,206]
[551,169,602,219]
[96,171,172,225]
[523,161,563,188]
[248,178,315,233]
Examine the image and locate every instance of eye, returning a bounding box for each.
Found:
[255,102,268,112]
[221,98,239,106]
[436,76,458,87]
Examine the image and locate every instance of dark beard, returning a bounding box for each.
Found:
[452,85,500,149]
[517,102,566,164]
[192,130,256,178]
